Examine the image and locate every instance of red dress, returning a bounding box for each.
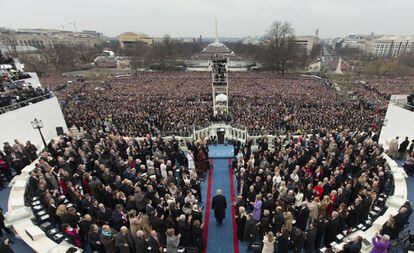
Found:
[313,185,323,199]
[327,194,337,216]
[197,151,207,172]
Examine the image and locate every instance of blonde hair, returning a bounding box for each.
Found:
[267,232,275,242]
[56,204,67,216]
[166,228,175,237]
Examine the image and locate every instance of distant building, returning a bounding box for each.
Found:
[186,39,254,71]
[118,32,153,48]
[290,36,319,55]
[340,34,372,51]
[241,36,260,45]
[336,34,414,58]
[0,29,105,50]
[369,36,414,57]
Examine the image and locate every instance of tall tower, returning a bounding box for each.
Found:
[211,57,229,116]
[214,18,219,43]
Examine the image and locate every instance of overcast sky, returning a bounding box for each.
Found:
[2,0,413,38]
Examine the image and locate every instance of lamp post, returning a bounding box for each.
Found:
[31,118,47,149]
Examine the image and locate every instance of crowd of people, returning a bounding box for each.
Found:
[0,139,38,187]
[52,72,392,137]
[231,127,411,253]
[54,73,213,137]
[361,78,414,99]
[26,131,210,253]
[0,84,52,113]
[0,57,52,114]
[17,125,414,253]
[0,69,410,253]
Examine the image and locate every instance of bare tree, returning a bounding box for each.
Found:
[261,21,296,75]
[43,43,76,72]
[150,35,177,70]
[126,42,150,75]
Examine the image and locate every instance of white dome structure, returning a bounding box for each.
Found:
[202,42,234,55]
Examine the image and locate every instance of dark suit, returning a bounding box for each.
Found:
[324,217,339,246]
[112,210,127,231]
[277,231,290,253]
[243,219,256,250]
[97,207,113,226]
[115,231,134,253]
[147,236,161,253]
[211,194,227,225]
[133,236,148,253]
[191,226,204,252]
[177,220,191,247]
[348,241,362,253]
[304,228,317,253]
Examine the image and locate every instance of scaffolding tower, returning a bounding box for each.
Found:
[211,56,229,116]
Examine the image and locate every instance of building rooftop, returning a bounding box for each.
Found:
[202,42,233,54]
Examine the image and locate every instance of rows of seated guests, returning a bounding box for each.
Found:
[0,56,31,85]
[231,127,411,252]
[51,72,387,137]
[0,140,38,188]
[26,131,209,253]
[0,84,51,113]
[0,57,52,113]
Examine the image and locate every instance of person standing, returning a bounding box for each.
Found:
[304,223,317,253]
[324,211,339,246]
[370,233,390,253]
[388,137,399,158]
[211,189,227,226]
[100,225,117,253]
[166,228,180,253]
[176,215,191,247]
[148,230,161,253]
[244,214,257,251]
[346,236,363,253]
[197,147,207,173]
[0,238,13,253]
[276,227,290,253]
[292,228,305,253]
[252,194,263,222]
[399,137,410,158]
[236,206,247,240]
[262,232,275,253]
[186,150,195,170]
[409,139,414,154]
[191,220,204,253]
[115,226,134,253]
[133,230,148,253]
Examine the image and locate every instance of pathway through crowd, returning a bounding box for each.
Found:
[199,145,246,253]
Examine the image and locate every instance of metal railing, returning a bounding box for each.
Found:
[0,92,54,114]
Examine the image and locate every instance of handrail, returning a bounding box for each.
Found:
[0,92,54,114]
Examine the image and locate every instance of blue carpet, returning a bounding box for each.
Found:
[0,186,35,252]
[208,145,234,158]
[207,158,234,253]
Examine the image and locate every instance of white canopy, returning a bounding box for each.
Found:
[215,94,228,102]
